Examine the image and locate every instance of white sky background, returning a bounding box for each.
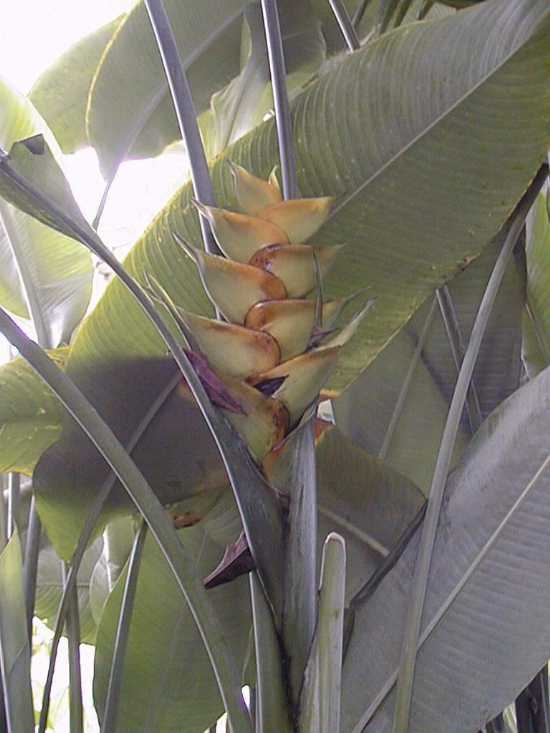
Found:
[0,3,220,731]
[0,0,194,362]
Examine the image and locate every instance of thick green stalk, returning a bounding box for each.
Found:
[144,0,219,255]
[260,0,298,199]
[328,0,360,50]
[250,573,291,732]
[0,308,251,733]
[63,563,83,733]
[299,533,346,732]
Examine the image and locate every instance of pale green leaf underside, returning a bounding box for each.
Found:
[86,0,249,176]
[29,15,124,154]
[342,361,550,732]
[0,78,93,346]
[68,0,550,397]
[335,235,525,492]
[0,349,66,474]
[524,191,550,375]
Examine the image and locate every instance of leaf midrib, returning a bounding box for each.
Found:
[330,3,550,223]
[352,440,550,732]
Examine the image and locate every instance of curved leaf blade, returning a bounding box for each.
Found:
[0,79,93,346]
[62,0,550,409]
[0,349,67,475]
[524,191,550,376]
[342,362,550,732]
[93,492,251,733]
[29,15,124,154]
[86,0,249,176]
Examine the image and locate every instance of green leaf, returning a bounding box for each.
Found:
[29,16,125,154]
[408,234,526,423]
[87,0,250,177]
[0,349,67,475]
[92,430,423,733]
[524,191,550,376]
[333,313,469,493]
[341,362,550,732]
[0,306,252,733]
[53,0,550,429]
[35,536,104,644]
[0,80,93,345]
[315,427,425,599]
[93,491,251,733]
[0,531,34,732]
[207,2,325,156]
[334,229,526,492]
[300,533,346,733]
[33,361,227,560]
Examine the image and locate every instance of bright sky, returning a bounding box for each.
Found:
[1,4,200,730]
[0,0,192,360]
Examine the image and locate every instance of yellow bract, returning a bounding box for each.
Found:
[245,299,345,360]
[259,197,334,242]
[230,162,283,215]
[169,165,370,472]
[177,310,280,379]
[249,243,342,298]
[194,201,288,262]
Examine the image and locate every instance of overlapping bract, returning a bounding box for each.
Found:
[174,164,371,472]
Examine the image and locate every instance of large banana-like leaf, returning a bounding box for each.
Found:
[29,16,124,154]
[0,79,93,346]
[34,360,228,560]
[93,431,423,733]
[27,0,550,548]
[523,191,550,376]
[342,362,550,733]
[334,232,525,491]
[206,2,325,157]
[93,492,251,733]
[315,427,424,600]
[66,0,550,388]
[35,536,104,644]
[0,349,67,475]
[407,236,525,422]
[333,318,470,493]
[86,0,250,176]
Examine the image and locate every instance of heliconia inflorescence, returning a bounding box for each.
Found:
[165,163,372,484]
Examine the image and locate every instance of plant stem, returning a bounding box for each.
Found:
[63,563,83,733]
[299,533,346,733]
[351,0,375,28]
[328,0,360,50]
[23,496,41,641]
[102,521,148,733]
[391,165,548,733]
[0,309,251,733]
[282,415,318,705]
[260,0,298,200]
[144,0,219,255]
[6,473,19,538]
[250,572,291,732]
